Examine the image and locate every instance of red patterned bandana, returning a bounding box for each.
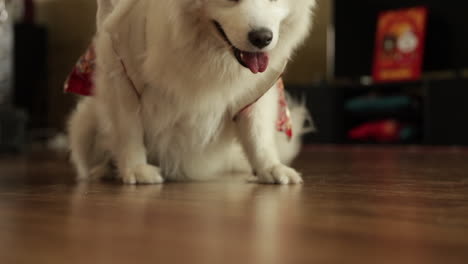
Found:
[64,45,96,96]
[276,78,293,140]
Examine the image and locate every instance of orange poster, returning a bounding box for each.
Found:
[373,7,428,82]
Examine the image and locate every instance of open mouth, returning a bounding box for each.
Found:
[213,21,269,74]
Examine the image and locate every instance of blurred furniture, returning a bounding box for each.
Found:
[290,78,468,146]
[13,22,48,129]
[0,106,27,152]
[292,1,468,146]
[332,1,468,80]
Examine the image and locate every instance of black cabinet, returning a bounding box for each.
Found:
[289,78,468,146]
[13,23,48,129]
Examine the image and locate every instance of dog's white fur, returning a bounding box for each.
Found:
[68,0,316,184]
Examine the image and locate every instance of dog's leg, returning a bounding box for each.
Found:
[96,34,163,185]
[106,82,163,185]
[68,99,98,180]
[107,80,163,185]
[235,87,303,185]
[69,98,114,181]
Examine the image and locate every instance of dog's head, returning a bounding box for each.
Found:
[204,0,315,73]
[202,0,316,74]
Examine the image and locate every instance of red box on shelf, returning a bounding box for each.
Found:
[372,7,428,82]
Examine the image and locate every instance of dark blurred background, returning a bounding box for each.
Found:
[1,0,468,152]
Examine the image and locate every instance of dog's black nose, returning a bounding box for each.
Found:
[248,28,273,49]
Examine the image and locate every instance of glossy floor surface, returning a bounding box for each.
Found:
[0,146,467,264]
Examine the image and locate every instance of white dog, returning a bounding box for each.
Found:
[67,0,316,185]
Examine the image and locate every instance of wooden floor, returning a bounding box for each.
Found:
[0,146,467,264]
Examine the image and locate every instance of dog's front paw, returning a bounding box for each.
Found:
[253,164,303,185]
[122,164,164,185]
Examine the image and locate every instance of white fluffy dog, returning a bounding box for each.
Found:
[68,0,316,185]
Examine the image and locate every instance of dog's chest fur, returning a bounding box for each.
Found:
[140,85,232,153]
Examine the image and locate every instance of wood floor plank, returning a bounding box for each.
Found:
[0,146,467,264]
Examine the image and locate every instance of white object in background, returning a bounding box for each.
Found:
[2,0,24,23]
[0,0,8,22]
[0,0,13,105]
[360,76,373,86]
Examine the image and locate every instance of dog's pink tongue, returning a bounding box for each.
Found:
[241,52,269,74]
